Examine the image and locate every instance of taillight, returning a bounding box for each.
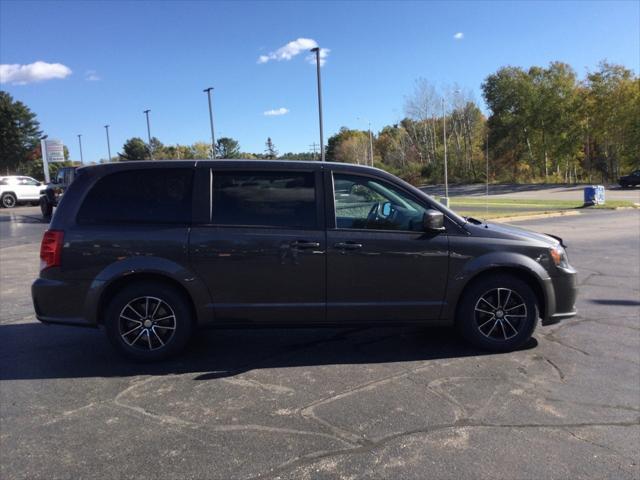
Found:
[40,230,64,271]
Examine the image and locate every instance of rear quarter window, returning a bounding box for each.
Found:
[77,168,193,224]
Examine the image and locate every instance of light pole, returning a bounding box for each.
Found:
[203,87,216,159]
[104,125,112,162]
[143,109,153,160]
[77,134,84,164]
[40,135,50,183]
[310,47,325,161]
[441,98,448,207]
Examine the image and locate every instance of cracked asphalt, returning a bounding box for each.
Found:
[1,207,639,479]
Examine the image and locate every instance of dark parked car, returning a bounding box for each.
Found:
[618,170,640,188]
[32,161,578,361]
[40,166,78,219]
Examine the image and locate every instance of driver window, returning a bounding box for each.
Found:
[333,173,427,231]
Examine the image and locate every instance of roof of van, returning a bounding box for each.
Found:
[79,159,386,174]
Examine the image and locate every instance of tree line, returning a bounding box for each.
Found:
[327,61,638,184]
[118,135,283,161]
[1,60,637,185]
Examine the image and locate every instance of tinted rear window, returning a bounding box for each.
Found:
[212,171,317,228]
[77,168,193,224]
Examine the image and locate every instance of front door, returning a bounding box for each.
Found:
[189,168,326,323]
[326,172,449,323]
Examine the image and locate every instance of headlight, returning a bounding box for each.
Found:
[550,245,570,269]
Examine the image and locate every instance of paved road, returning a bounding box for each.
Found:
[420,183,640,203]
[1,208,639,479]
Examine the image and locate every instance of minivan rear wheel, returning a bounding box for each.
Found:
[456,274,538,352]
[104,282,193,361]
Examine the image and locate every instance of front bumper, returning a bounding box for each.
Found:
[542,267,578,326]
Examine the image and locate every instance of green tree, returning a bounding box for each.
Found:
[149,137,165,159]
[264,137,278,159]
[585,62,640,181]
[278,152,316,160]
[326,127,362,161]
[120,137,149,160]
[0,91,42,174]
[335,131,370,165]
[482,66,534,181]
[215,137,241,159]
[164,144,195,160]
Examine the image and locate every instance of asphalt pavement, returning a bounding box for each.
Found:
[0,206,639,479]
[420,183,640,203]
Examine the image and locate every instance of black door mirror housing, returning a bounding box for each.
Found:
[423,209,445,232]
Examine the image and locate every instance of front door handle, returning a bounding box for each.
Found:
[290,240,320,249]
[334,242,363,250]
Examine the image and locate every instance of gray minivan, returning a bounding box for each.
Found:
[32,161,577,361]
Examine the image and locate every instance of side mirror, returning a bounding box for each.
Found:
[381,202,392,218]
[423,209,445,232]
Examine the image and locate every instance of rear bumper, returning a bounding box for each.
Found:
[32,277,95,327]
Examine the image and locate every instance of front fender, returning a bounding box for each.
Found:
[443,250,555,323]
[83,255,212,326]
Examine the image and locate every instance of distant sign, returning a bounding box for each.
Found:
[43,139,65,163]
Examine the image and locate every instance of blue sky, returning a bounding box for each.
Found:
[1,0,638,162]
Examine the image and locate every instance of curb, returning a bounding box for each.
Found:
[490,210,582,223]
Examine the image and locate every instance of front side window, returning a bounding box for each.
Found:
[212,171,317,228]
[77,168,193,224]
[333,173,428,231]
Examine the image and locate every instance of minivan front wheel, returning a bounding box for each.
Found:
[104,282,192,361]
[456,274,538,352]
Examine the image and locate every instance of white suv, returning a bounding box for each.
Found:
[0,176,43,208]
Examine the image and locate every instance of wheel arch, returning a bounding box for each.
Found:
[1,190,17,202]
[453,266,549,324]
[94,272,201,328]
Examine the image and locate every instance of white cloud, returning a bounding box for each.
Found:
[453,32,464,40]
[258,38,329,66]
[84,70,101,81]
[0,61,72,85]
[264,107,289,116]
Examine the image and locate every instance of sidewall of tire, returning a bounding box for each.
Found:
[104,282,193,361]
[40,198,52,219]
[1,193,16,208]
[456,274,539,352]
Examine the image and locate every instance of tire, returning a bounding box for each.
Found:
[456,273,538,352]
[1,193,17,208]
[40,198,53,219]
[104,282,193,361]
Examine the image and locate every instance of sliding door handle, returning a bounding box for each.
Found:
[334,242,363,250]
[290,240,321,249]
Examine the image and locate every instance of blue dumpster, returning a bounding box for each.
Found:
[584,185,605,206]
